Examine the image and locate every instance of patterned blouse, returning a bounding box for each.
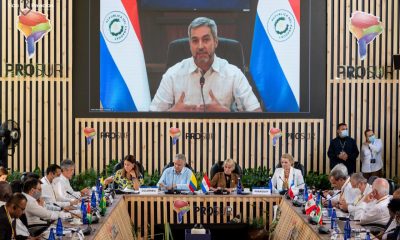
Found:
[114,169,138,190]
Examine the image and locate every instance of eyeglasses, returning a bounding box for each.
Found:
[15,204,25,211]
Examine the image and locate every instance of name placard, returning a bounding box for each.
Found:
[252,187,271,195]
[139,187,159,194]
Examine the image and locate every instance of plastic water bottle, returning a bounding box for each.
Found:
[48,228,56,240]
[330,209,337,229]
[56,218,63,237]
[236,177,243,194]
[327,199,333,217]
[344,217,351,239]
[365,229,371,240]
[268,179,273,194]
[82,203,88,224]
[91,191,97,210]
[303,184,308,201]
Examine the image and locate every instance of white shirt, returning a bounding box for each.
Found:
[150,55,261,112]
[53,174,81,202]
[348,184,373,219]
[271,167,304,195]
[330,177,360,204]
[360,139,383,173]
[22,192,70,225]
[357,195,392,225]
[41,176,71,208]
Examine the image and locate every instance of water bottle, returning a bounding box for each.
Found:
[330,209,337,229]
[91,191,97,210]
[303,184,308,201]
[98,185,103,203]
[365,229,371,240]
[327,199,333,217]
[268,179,273,194]
[344,217,351,239]
[56,218,63,237]
[48,228,56,240]
[236,177,243,194]
[82,203,88,224]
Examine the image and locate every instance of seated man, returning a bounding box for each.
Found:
[382,188,400,239]
[41,164,79,210]
[271,153,304,195]
[0,193,28,240]
[323,164,360,207]
[150,17,261,112]
[339,172,372,216]
[357,178,392,225]
[157,154,193,191]
[22,178,70,226]
[53,159,90,202]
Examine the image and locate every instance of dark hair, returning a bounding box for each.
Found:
[337,123,347,130]
[0,166,8,176]
[0,181,12,202]
[10,180,23,193]
[23,178,41,193]
[6,193,27,207]
[388,198,400,213]
[46,164,61,175]
[364,129,373,136]
[121,155,140,180]
[21,172,40,183]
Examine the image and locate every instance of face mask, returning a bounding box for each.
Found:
[340,129,348,138]
[33,190,41,200]
[368,135,375,143]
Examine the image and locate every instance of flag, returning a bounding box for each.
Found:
[87,202,92,224]
[249,0,300,112]
[314,199,323,225]
[303,184,308,201]
[189,173,198,192]
[288,179,295,199]
[100,0,151,111]
[200,174,211,193]
[305,193,317,215]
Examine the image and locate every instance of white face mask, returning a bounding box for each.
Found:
[339,129,348,138]
[32,189,41,200]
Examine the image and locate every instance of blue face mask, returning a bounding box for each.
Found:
[368,135,375,143]
[340,129,348,138]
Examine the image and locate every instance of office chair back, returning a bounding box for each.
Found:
[166,37,245,72]
[209,161,242,180]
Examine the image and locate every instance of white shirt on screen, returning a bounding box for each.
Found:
[149,55,261,112]
[360,139,383,173]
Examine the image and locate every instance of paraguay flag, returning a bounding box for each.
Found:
[189,173,198,192]
[100,0,151,111]
[200,174,211,193]
[250,0,300,112]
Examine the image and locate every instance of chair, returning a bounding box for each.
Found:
[209,161,242,180]
[387,178,396,195]
[275,162,305,176]
[161,161,194,174]
[166,37,245,72]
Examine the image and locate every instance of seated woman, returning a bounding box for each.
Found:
[271,153,304,195]
[105,155,141,190]
[0,166,8,182]
[210,159,239,193]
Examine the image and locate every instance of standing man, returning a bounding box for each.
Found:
[150,17,261,112]
[360,129,383,179]
[157,154,193,191]
[327,123,359,174]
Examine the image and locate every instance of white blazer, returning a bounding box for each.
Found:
[271,167,304,194]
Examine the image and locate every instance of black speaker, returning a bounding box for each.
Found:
[394,54,400,70]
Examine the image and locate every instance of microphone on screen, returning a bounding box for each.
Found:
[199,75,206,112]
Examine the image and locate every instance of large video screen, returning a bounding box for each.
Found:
[74,0,326,117]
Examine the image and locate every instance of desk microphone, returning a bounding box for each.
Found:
[66,191,80,200]
[199,75,206,112]
[53,203,82,219]
[322,190,342,203]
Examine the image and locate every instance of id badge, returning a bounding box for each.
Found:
[370,159,376,164]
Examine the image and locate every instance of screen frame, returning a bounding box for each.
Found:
[73,0,326,119]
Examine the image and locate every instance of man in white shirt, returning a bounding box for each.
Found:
[53,159,90,202]
[150,17,261,112]
[323,164,360,207]
[22,178,70,226]
[357,178,392,225]
[361,129,383,179]
[339,172,372,218]
[41,164,79,210]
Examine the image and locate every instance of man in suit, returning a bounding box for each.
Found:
[327,123,359,174]
[0,193,28,240]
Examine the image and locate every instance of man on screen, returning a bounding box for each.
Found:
[149,17,261,112]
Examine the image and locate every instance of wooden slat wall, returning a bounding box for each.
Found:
[0,0,72,171]
[124,194,281,239]
[327,0,400,178]
[75,118,324,175]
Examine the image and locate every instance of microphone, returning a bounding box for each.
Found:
[199,75,206,112]
[53,203,82,219]
[66,191,80,200]
[322,190,342,203]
